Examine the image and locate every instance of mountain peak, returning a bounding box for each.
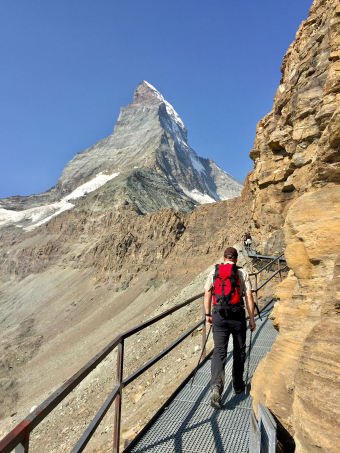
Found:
[133,81,164,105]
[0,81,243,229]
[133,81,186,132]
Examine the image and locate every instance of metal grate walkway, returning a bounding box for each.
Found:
[129,303,277,453]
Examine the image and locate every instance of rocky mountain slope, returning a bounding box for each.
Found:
[0,177,254,452]
[0,80,245,451]
[248,1,340,451]
[0,81,242,230]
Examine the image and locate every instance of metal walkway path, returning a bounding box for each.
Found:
[127,302,277,453]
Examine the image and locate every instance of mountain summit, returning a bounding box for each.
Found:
[0,81,243,230]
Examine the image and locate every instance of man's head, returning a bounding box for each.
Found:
[223,247,238,263]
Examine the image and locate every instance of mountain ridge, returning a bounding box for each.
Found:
[0,81,243,231]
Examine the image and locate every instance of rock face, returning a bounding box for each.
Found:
[249,1,340,451]
[0,81,243,229]
[249,0,340,235]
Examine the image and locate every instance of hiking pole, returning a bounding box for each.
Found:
[245,329,253,394]
[254,302,262,321]
[190,325,212,389]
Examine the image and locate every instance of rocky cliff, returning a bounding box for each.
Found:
[249,1,340,451]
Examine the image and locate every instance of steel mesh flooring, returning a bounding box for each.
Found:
[130,302,277,453]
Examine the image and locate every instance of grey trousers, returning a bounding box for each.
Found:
[210,307,247,393]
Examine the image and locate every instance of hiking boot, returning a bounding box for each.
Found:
[234,382,245,394]
[211,387,222,409]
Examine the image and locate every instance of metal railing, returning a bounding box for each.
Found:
[249,253,288,314]
[244,240,284,257]
[0,252,289,453]
[0,292,206,453]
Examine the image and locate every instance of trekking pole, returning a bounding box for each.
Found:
[190,325,212,389]
[254,302,262,321]
[245,329,253,394]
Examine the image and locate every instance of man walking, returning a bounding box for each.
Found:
[204,247,256,409]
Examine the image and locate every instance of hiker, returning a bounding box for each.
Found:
[243,233,248,248]
[204,246,256,409]
[245,232,252,250]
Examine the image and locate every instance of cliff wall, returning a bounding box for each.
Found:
[249,1,340,451]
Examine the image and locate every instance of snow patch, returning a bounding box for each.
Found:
[1,172,120,231]
[144,82,207,177]
[24,202,75,231]
[0,201,74,231]
[179,185,216,205]
[189,152,206,175]
[64,172,119,201]
[143,81,185,129]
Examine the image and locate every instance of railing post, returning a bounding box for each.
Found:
[254,273,259,309]
[201,296,206,360]
[15,431,30,452]
[113,340,124,453]
[278,257,282,283]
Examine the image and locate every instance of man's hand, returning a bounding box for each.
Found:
[206,315,212,327]
[249,318,256,332]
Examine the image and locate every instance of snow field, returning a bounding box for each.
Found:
[0,172,119,231]
[179,185,216,205]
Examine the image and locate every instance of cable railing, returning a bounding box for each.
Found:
[0,252,288,453]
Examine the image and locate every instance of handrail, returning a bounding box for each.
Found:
[0,292,205,453]
[249,240,283,254]
[72,319,204,453]
[249,253,285,277]
[256,265,288,292]
[248,252,288,321]
[244,240,285,262]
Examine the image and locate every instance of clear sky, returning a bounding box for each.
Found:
[1,0,313,198]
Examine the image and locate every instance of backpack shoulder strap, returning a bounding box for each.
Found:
[212,264,220,295]
[230,264,240,289]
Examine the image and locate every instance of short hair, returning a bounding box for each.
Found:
[224,247,238,259]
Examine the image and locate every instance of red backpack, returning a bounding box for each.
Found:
[212,263,242,311]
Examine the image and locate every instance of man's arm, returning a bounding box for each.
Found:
[245,289,256,331]
[204,289,212,327]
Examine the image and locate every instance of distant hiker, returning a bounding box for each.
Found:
[204,247,256,409]
[243,233,248,248]
[245,232,252,250]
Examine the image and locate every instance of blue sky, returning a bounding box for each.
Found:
[1,0,313,198]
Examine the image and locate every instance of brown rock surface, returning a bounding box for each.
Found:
[249,0,340,236]
[249,1,340,451]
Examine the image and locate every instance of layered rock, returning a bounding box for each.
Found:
[249,0,340,235]
[249,1,340,451]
